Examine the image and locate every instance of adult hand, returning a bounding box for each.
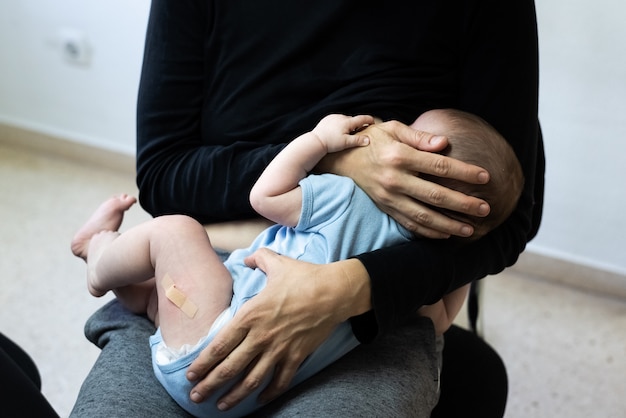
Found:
[318,120,491,239]
[186,249,370,411]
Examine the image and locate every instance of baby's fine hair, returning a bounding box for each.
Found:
[424,109,524,240]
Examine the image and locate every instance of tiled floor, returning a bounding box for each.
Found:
[1,141,625,417]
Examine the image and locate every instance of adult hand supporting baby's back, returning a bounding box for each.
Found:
[185,249,369,412]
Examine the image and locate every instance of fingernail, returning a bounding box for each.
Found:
[478,171,489,183]
[430,135,445,145]
[187,372,198,381]
[478,203,490,216]
[461,226,473,237]
[190,391,203,403]
[218,401,229,411]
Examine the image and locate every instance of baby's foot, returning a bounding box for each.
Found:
[71,194,137,260]
[85,230,119,297]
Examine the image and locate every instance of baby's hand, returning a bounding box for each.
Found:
[312,114,374,153]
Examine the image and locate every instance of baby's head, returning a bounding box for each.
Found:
[411,109,524,240]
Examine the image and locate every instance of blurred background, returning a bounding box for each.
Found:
[1,1,624,417]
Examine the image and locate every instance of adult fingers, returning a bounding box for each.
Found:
[383,121,490,185]
[243,247,280,273]
[212,350,277,411]
[187,324,249,401]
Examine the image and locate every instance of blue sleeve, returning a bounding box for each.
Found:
[296,174,355,232]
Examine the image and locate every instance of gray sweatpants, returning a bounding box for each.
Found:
[70,300,441,417]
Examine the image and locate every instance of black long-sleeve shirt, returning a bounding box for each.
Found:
[136,0,545,342]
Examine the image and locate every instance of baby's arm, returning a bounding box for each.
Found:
[418,284,470,336]
[250,114,373,226]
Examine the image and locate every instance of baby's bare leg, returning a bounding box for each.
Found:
[71,194,167,316]
[71,194,137,297]
[147,215,234,349]
[75,201,232,348]
[92,216,233,347]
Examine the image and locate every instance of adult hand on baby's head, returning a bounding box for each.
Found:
[318,120,491,239]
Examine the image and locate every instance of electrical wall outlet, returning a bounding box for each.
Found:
[58,28,91,66]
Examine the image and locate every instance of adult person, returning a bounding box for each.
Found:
[70,1,544,417]
[71,110,521,417]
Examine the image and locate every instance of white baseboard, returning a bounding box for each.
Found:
[512,250,626,300]
[0,122,135,175]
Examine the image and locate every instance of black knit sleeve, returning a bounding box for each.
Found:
[135,0,284,223]
[352,0,545,341]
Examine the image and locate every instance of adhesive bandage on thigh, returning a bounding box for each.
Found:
[162,273,198,318]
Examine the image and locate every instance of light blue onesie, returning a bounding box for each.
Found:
[149,173,413,417]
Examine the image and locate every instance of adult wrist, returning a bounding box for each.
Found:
[330,258,372,321]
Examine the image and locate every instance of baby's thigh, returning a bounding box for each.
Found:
[112,278,157,317]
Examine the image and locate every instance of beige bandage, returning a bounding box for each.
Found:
[162,274,198,318]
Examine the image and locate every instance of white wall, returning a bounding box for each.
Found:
[532,0,626,276]
[0,0,150,154]
[0,1,624,276]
